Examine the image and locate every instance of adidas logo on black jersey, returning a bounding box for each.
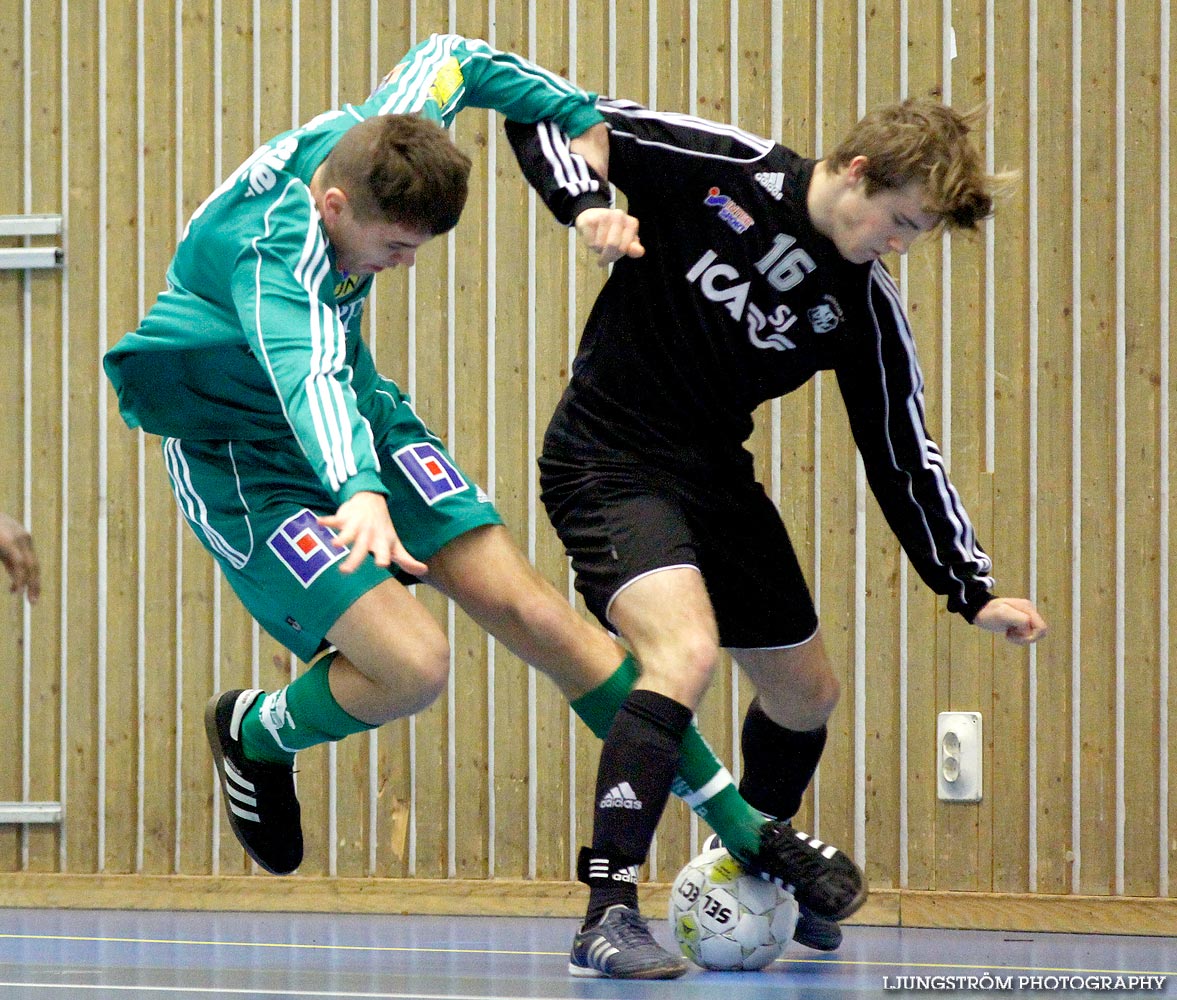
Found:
[755,171,785,201]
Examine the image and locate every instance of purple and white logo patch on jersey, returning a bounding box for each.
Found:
[704,186,755,233]
[393,443,469,505]
[267,508,347,587]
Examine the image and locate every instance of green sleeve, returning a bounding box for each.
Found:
[363,33,603,137]
[229,178,385,504]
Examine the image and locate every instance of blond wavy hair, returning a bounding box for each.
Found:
[827,98,1011,230]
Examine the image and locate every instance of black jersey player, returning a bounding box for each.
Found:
[507,97,1047,971]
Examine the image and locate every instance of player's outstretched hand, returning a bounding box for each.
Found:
[575,207,644,266]
[973,597,1047,645]
[317,491,428,577]
[0,512,39,604]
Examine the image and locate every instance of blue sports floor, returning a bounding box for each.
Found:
[0,907,1170,998]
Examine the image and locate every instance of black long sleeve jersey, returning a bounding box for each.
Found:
[505,99,995,622]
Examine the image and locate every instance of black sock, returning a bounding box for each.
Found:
[582,689,693,924]
[578,847,641,926]
[738,697,828,822]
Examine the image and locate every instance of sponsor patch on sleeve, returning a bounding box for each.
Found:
[393,443,469,505]
[267,508,347,587]
[429,56,465,108]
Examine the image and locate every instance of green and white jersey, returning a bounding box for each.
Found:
[104,33,602,504]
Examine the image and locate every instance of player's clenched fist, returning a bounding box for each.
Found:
[575,207,645,266]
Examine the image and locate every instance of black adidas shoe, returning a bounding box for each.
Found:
[743,821,866,922]
[205,689,303,875]
[702,833,843,951]
[568,905,689,979]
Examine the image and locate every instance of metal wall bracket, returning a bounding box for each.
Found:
[0,802,63,824]
[0,214,64,269]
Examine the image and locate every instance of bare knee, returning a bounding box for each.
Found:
[632,629,721,708]
[393,634,451,716]
[760,668,839,731]
[334,627,451,724]
[807,669,841,722]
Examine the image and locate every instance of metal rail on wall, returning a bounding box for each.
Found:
[0,211,63,825]
[0,214,64,269]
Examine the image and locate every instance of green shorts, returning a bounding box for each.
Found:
[163,392,502,661]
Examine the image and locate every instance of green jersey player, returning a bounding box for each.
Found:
[104,34,863,981]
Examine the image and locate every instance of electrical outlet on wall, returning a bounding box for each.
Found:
[937,711,982,802]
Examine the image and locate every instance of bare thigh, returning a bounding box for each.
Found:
[324,577,451,724]
[730,629,840,731]
[608,565,722,709]
[423,524,624,701]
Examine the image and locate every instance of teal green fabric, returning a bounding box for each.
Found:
[241,653,377,763]
[162,398,501,662]
[105,33,602,507]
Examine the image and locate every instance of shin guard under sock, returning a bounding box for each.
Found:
[240,651,378,764]
[584,689,692,922]
[738,697,828,821]
[571,657,766,859]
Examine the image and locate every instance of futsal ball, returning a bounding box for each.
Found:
[667,846,799,971]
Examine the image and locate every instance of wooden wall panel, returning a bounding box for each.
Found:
[989,0,1033,895]
[63,0,102,877]
[734,1,777,857]
[941,0,990,896]
[26,0,66,877]
[1121,0,1164,898]
[1169,0,1177,896]
[291,0,335,883]
[1076,0,1120,897]
[642,0,696,880]
[0,0,1171,920]
[1032,0,1077,896]
[0,0,26,873]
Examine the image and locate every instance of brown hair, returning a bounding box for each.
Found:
[320,114,471,235]
[827,98,1009,230]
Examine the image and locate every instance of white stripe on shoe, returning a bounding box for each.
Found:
[229,689,263,741]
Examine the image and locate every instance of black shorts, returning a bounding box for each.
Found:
[538,455,818,649]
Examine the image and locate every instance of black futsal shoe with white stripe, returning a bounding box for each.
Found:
[205,689,303,875]
[568,905,689,979]
[743,820,867,921]
[703,833,843,951]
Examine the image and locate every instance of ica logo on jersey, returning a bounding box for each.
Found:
[687,238,819,352]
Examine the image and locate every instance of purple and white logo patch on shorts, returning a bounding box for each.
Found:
[267,508,347,587]
[392,443,469,505]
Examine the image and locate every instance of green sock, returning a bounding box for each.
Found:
[570,654,766,859]
[240,652,377,764]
